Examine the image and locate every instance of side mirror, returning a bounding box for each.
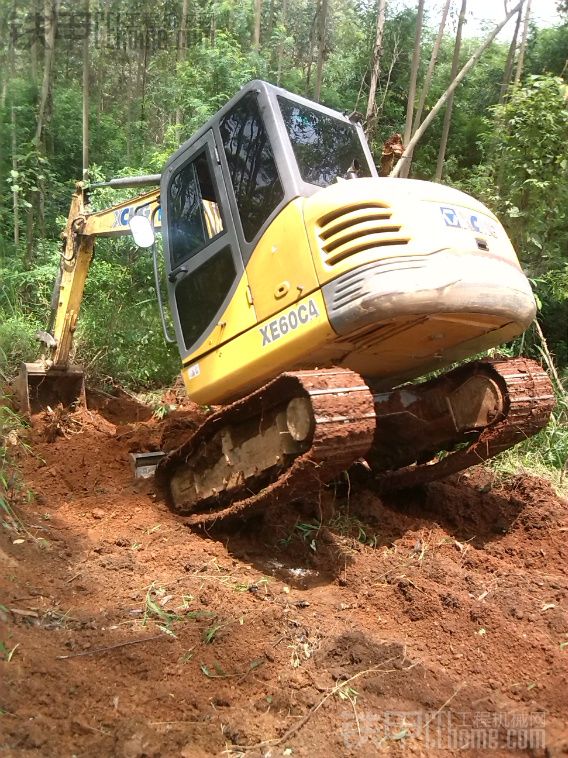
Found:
[129,214,155,248]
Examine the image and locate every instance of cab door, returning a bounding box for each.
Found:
[162,130,255,362]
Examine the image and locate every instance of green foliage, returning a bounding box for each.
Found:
[457,76,568,374]
[75,243,179,388]
[0,315,42,380]
[526,23,568,77]
[0,401,30,532]
[492,398,568,492]
[0,239,59,379]
[487,76,567,270]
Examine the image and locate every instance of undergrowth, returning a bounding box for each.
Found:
[490,396,568,495]
[0,402,31,532]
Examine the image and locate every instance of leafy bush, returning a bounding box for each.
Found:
[0,315,42,381]
[74,243,180,388]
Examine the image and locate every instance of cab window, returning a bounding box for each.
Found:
[220,92,284,242]
[168,151,224,266]
[175,246,236,351]
[278,96,372,187]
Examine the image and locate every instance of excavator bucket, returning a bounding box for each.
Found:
[16,362,86,415]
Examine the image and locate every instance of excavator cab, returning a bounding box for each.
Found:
[160,81,376,374]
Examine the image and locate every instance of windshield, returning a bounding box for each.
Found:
[278,96,372,188]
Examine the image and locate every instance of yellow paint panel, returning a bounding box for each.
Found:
[181,290,335,405]
[302,178,521,286]
[336,313,525,386]
[246,199,319,322]
[52,191,94,367]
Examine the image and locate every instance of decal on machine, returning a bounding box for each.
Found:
[440,206,461,228]
[439,205,498,237]
[112,205,162,228]
[260,299,320,347]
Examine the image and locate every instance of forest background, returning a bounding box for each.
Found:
[0,0,567,476]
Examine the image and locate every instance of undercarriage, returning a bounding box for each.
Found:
[156,357,555,527]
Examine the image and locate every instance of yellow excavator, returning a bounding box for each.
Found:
[18,80,555,525]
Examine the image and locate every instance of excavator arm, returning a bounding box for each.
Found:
[17,182,161,413]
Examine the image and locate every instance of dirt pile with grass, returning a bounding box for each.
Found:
[1,394,567,756]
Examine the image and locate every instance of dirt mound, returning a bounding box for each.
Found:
[86,387,153,424]
[1,398,567,756]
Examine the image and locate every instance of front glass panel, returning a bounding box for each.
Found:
[168,151,224,266]
[278,96,372,187]
[220,92,284,242]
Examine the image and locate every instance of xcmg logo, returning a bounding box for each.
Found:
[112,205,162,228]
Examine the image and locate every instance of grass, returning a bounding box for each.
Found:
[142,583,185,636]
[202,623,222,644]
[279,513,381,554]
[489,398,568,495]
[328,511,380,548]
[142,582,223,639]
[0,402,33,534]
[0,641,19,662]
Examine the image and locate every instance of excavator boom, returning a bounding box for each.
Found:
[17,183,160,413]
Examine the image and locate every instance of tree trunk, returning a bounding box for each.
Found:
[377,34,402,116]
[267,0,275,40]
[28,0,59,263]
[434,0,467,182]
[175,0,190,127]
[314,0,329,101]
[514,0,531,85]
[276,0,288,85]
[399,0,424,177]
[391,1,523,177]
[179,0,190,53]
[499,2,523,102]
[306,9,318,91]
[413,0,451,133]
[126,58,132,164]
[210,0,216,45]
[35,0,59,147]
[253,0,262,49]
[1,0,18,109]
[82,0,90,183]
[140,34,148,124]
[364,0,387,142]
[30,0,42,85]
[400,0,450,175]
[11,107,19,249]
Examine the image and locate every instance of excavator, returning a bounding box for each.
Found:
[17,80,555,526]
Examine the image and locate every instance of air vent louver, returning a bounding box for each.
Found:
[318,203,410,265]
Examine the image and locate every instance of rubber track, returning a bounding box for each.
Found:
[376,358,555,491]
[156,368,376,527]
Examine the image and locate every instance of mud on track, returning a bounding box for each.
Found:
[1,394,567,757]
